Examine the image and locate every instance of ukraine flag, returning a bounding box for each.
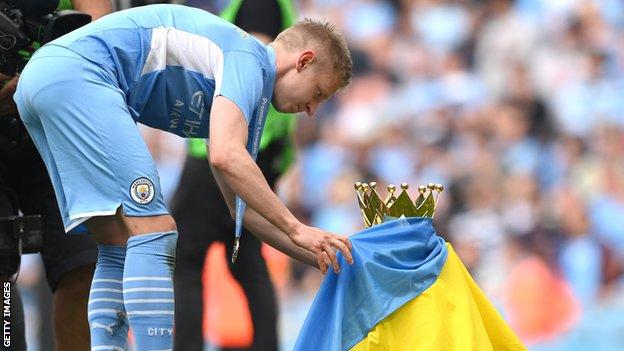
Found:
[294,217,525,351]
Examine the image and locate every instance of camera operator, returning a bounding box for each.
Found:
[1,1,112,350]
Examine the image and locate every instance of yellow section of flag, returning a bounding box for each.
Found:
[351,244,526,351]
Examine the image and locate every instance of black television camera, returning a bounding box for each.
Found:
[0,0,91,76]
[0,215,42,280]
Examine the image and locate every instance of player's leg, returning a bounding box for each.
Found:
[171,156,217,350]
[77,132,178,351]
[16,46,175,350]
[85,209,178,350]
[16,48,132,350]
[75,112,179,351]
[116,214,177,350]
[76,111,178,350]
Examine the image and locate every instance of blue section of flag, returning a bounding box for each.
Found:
[294,217,448,351]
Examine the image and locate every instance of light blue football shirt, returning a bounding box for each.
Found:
[48,4,276,139]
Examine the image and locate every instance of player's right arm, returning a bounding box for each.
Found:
[208,96,353,273]
[207,150,319,268]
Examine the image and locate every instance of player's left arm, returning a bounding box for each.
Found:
[71,0,112,20]
[208,145,318,267]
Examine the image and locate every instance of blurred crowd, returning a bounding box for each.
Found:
[274,0,624,349]
[16,0,624,350]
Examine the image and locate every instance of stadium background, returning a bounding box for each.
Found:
[16,0,624,350]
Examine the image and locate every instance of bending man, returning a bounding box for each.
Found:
[14,4,353,350]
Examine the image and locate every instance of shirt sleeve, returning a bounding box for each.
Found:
[215,50,264,124]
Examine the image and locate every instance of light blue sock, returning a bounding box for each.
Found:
[123,231,177,350]
[88,245,129,351]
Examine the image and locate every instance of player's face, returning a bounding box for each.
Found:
[272,51,341,116]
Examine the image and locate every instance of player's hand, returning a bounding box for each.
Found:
[289,224,353,274]
[0,76,19,118]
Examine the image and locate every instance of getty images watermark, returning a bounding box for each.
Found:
[2,281,10,348]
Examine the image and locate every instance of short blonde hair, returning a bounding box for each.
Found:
[275,18,352,89]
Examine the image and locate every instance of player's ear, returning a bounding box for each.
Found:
[297,51,315,72]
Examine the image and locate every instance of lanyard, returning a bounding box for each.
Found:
[231,97,269,262]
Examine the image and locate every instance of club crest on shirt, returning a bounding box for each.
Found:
[130,177,155,204]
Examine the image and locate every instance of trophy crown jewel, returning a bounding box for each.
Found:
[354,181,444,228]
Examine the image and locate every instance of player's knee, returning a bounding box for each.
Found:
[87,213,130,245]
[151,214,177,233]
[161,215,177,232]
[123,214,177,235]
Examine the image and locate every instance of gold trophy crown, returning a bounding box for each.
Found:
[355,182,444,228]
